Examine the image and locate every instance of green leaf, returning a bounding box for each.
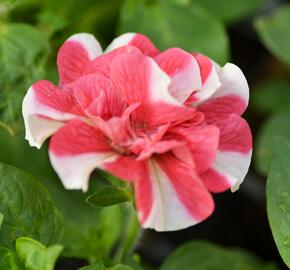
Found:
[0,22,49,132]
[16,237,62,270]
[255,4,290,68]
[160,240,278,270]
[0,162,64,250]
[86,186,131,207]
[255,110,290,174]
[193,0,263,23]
[251,80,290,115]
[0,245,21,270]
[0,22,48,81]
[267,139,290,268]
[119,0,229,64]
[0,130,140,262]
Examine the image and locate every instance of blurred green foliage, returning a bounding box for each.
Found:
[119,0,229,64]
[256,4,290,68]
[160,240,278,270]
[251,80,290,115]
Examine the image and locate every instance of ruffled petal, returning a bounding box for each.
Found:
[106,33,159,57]
[111,52,199,128]
[201,114,252,192]
[83,45,141,77]
[93,104,138,147]
[68,74,126,119]
[198,63,249,120]
[200,168,231,193]
[132,102,201,129]
[111,52,176,105]
[141,154,214,231]
[103,153,214,231]
[191,53,221,102]
[22,80,82,148]
[185,53,221,106]
[155,48,202,103]
[57,33,102,85]
[102,156,154,224]
[49,119,116,191]
[169,125,220,173]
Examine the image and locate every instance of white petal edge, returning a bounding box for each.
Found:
[142,161,197,231]
[68,33,103,60]
[194,60,221,102]
[105,33,135,52]
[168,54,203,103]
[212,150,252,192]
[211,63,249,105]
[22,86,75,149]
[49,152,118,192]
[148,57,181,106]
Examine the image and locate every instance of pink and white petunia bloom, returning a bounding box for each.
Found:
[22,32,252,231]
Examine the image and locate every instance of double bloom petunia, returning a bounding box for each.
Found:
[22,33,252,231]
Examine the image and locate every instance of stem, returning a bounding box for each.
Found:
[112,204,142,264]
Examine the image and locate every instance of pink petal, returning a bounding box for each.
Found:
[22,80,82,148]
[83,45,141,78]
[132,102,201,129]
[199,95,247,123]
[169,125,220,173]
[200,168,231,193]
[49,119,116,191]
[111,52,176,105]
[203,114,252,192]
[140,154,214,231]
[135,139,184,161]
[215,114,252,154]
[155,48,202,103]
[111,52,199,127]
[198,63,249,118]
[186,53,221,104]
[103,152,214,231]
[106,33,159,57]
[191,53,221,102]
[102,156,153,224]
[134,162,154,224]
[209,150,252,192]
[57,33,102,85]
[93,104,138,147]
[68,74,126,119]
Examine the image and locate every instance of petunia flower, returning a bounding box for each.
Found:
[22,33,252,231]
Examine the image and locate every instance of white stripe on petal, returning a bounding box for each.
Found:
[149,59,179,105]
[49,152,117,192]
[105,33,135,52]
[68,33,102,60]
[142,161,196,231]
[212,150,252,192]
[22,87,75,148]
[195,62,221,102]
[213,63,249,105]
